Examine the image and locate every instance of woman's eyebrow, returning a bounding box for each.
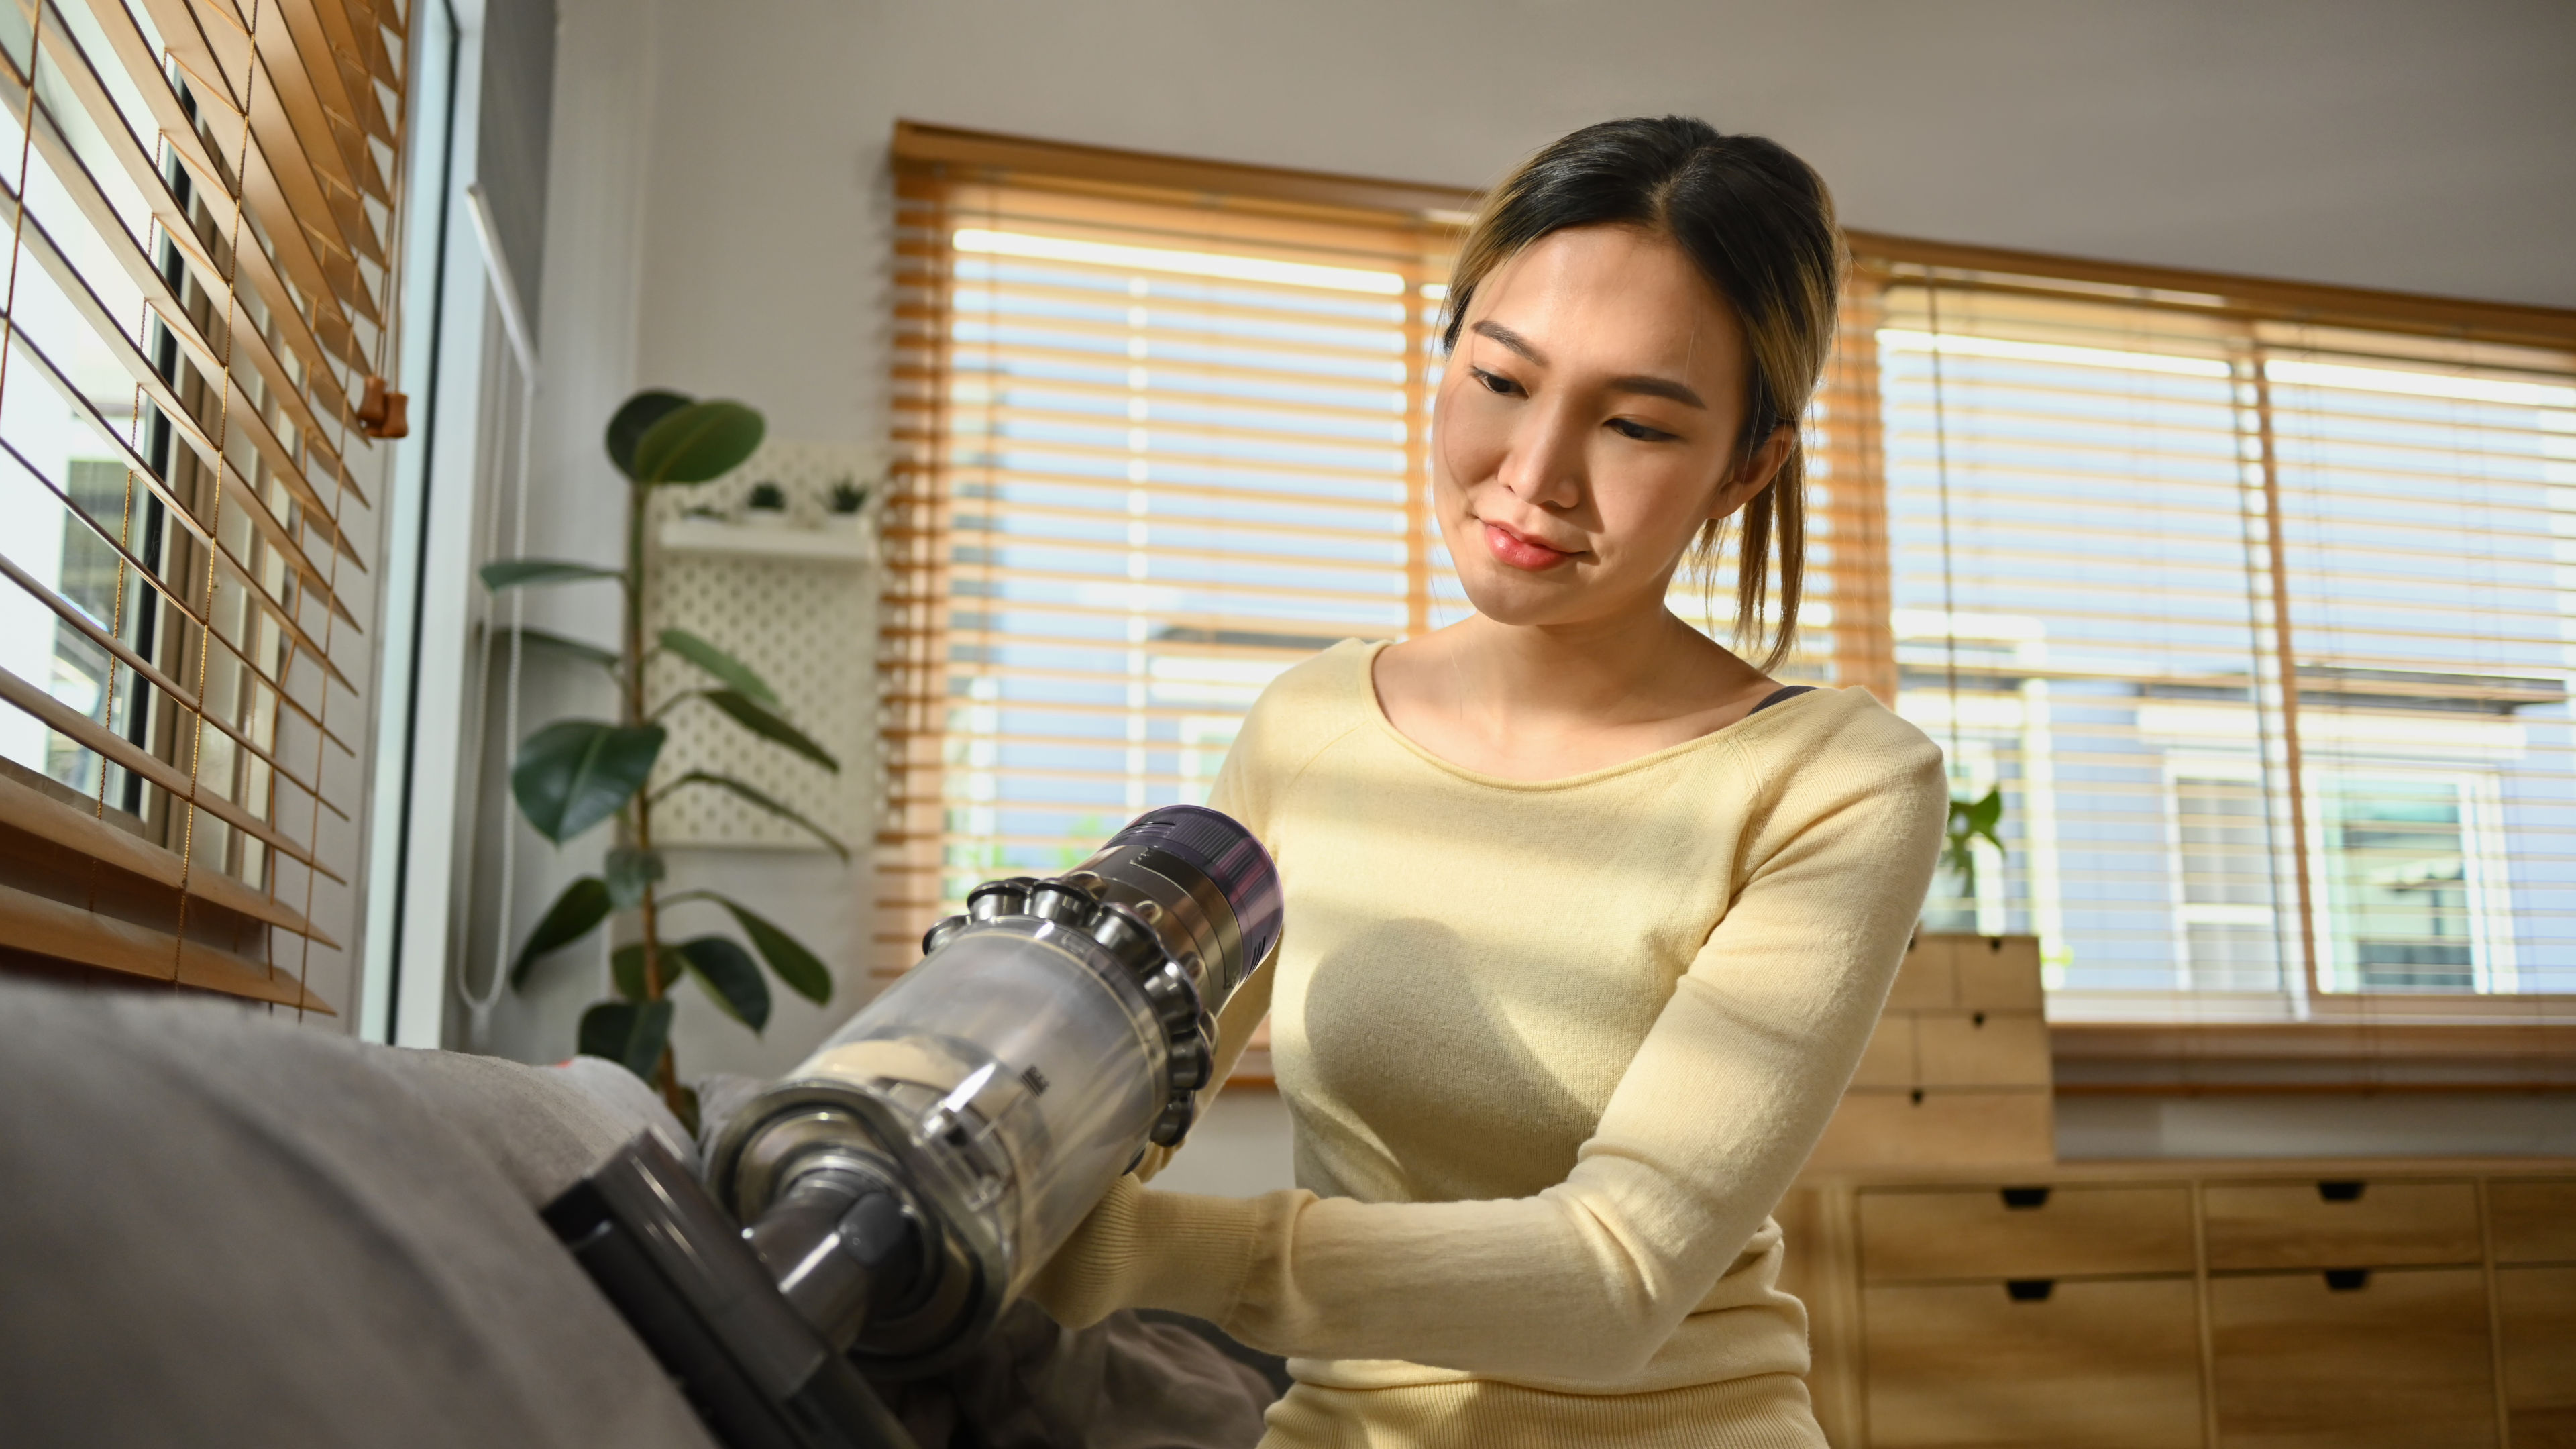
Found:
[1608,374,1708,409]
[1470,319,1544,362]
[1471,319,1707,409]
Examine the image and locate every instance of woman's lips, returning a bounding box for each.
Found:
[1482,519,1575,572]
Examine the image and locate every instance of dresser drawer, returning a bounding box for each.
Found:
[2210,1266,2498,1448]
[1848,1011,2051,1089]
[1863,1277,2201,1448]
[1886,936,1958,1010]
[2501,1265,2576,1449]
[1807,1089,2055,1171]
[1861,1184,2194,1283]
[2492,1179,2576,1265]
[1850,1014,1917,1087]
[2204,1179,2480,1270]
[1915,1010,2051,1087]
[1953,934,2045,1008]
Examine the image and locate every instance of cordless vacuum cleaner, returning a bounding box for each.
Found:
[541,806,1283,1449]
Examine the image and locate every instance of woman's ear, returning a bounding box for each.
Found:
[1708,423,1797,522]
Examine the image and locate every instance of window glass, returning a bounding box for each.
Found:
[1882,278,2576,1005]
[910,189,1442,904]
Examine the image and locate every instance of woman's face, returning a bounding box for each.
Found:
[1432,224,1786,631]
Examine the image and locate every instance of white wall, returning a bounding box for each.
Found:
[2059,1093,2576,1161]
[619,0,2575,460]
[486,0,2574,1151]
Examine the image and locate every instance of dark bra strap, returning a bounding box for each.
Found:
[1746,684,1817,716]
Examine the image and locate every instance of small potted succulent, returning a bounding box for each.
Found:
[743,480,789,527]
[827,478,869,518]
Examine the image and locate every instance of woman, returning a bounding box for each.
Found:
[1034,116,1946,1448]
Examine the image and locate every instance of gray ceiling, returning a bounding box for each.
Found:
[867,0,2576,310]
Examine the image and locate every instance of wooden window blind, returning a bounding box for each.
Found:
[1848,237,2576,1012]
[0,0,413,1015]
[881,125,1460,974]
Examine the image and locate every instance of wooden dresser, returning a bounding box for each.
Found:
[1782,1158,2576,1448]
[1784,935,2576,1448]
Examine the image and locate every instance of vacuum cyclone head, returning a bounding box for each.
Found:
[706,805,1279,1375]
[1085,804,1284,991]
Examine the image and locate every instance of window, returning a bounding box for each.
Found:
[880,126,1458,973]
[883,131,2574,1022]
[1855,239,2576,1013]
[0,0,416,1016]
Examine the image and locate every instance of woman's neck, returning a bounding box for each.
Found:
[1373,604,1782,782]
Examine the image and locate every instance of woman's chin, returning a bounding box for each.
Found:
[1454,566,1611,629]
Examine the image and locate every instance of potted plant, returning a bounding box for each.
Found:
[743,479,789,526]
[479,389,849,1126]
[1937,786,2006,929]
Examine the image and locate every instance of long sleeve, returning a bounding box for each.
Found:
[1122,699,1293,1185]
[1031,717,1947,1385]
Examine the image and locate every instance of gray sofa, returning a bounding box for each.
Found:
[0,978,1271,1448]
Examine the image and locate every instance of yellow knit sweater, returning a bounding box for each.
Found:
[1034,640,1947,1446]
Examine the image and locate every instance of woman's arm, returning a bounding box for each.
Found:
[1124,700,1291,1184]
[1126,959,1273,1185]
[1032,734,1945,1383]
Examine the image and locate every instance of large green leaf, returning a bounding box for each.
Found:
[504,626,621,672]
[1966,787,2004,838]
[658,627,777,706]
[511,721,667,843]
[659,770,849,859]
[610,942,648,1002]
[702,690,838,773]
[698,892,833,1005]
[508,875,612,987]
[578,1000,673,1081]
[481,558,623,591]
[606,390,692,480]
[633,400,765,486]
[676,935,771,1030]
[604,847,665,909]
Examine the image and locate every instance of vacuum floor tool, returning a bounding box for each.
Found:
[543,806,1283,1449]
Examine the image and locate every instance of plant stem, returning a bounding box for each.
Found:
[623,475,684,1116]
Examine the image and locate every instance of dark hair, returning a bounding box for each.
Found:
[1444,117,1843,672]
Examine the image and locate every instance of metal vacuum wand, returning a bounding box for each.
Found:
[543,806,1282,1449]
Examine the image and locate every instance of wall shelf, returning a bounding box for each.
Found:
[657,517,871,564]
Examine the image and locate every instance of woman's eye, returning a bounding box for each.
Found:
[1470,368,1523,398]
[1609,418,1676,443]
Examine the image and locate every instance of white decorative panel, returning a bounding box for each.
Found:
[643,441,880,852]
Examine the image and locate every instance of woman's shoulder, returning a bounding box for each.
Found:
[1242,639,1381,736]
[1732,686,1945,800]
[1210,641,1383,816]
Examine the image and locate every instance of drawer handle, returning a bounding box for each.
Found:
[2006,1279,2055,1302]
[2324,1269,2371,1292]
[2317,1181,2366,1203]
[2000,1187,2051,1210]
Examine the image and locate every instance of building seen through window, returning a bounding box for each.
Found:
[1880,282,2573,1006]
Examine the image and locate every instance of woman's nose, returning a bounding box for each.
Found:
[1495,402,1585,510]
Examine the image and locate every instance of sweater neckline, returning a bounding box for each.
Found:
[1351,639,1829,792]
